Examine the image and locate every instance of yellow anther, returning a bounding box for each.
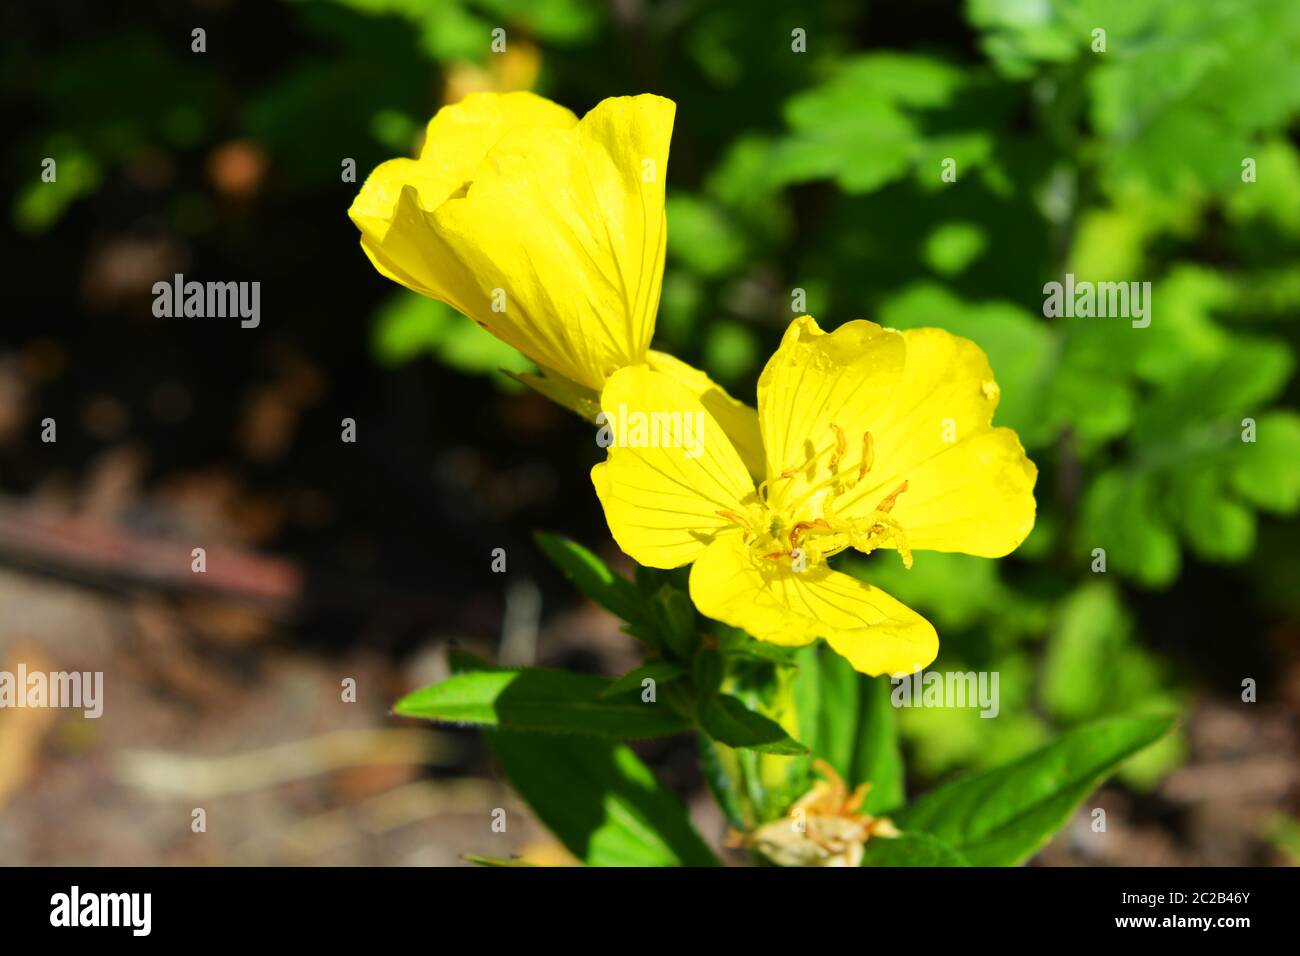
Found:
[716,509,753,541]
[788,518,831,551]
[858,432,874,481]
[876,480,909,514]
[829,423,847,473]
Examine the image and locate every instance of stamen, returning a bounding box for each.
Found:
[757,430,914,575]
[876,480,909,514]
[829,423,847,473]
[716,509,753,542]
[844,782,872,816]
[788,518,832,550]
[858,432,874,481]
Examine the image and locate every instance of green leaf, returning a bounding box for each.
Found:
[1230,411,1300,512]
[922,220,987,276]
[1044,583,1151,722]
[371,291,531,376]
[534,533,647,628]
[697,733,748,830]
[859,833,969,867]
[768,52,991,194]
[692,648,724,697]
[793,644,904,813]
[462,854,536,867]
[650,584,699,661]
[699,694,807,755]
[488,732,719,867]
[665,194,749,278]
[393,666,689,739]
[841,549,1028,634]
[599,661,684,699]
[1039,583,1187,789]
[894,714,1177,866]
[718,626,799,664]
[1081,469,1183,587]
[894,653,1053,780]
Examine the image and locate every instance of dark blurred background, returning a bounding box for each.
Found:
[1,0,1297,865]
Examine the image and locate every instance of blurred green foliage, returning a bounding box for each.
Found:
[9,0,1298,796]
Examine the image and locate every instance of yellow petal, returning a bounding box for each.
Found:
[756,316,905,513]
[350,92,576,297]
[593,366,754,569]
[834,327,1037,557]
[363,95,673,390]
[422,88,562,164]
[349,93,670,391]
[688,535,937,676]
[351,92,575,224]
[518,350,764,442]
[646,349,765,480]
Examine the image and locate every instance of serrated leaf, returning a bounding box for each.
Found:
[1231,411,1300,512]
[894,714,1177,866]
[394,666,688,739]
[1081,469,1182,587]
[768,53,988,194]
[699,694,807,755]
[489,732,719,867]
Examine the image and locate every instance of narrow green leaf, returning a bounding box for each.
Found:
[851,674,905,813]
[534,532,646,626]
[793,645,904,812]
[489,732,719,867]
[692,648,724,696]
[719,626,799,664]
[894,714,1177,866]
[699,694,808,755]
[651,584,698,661]
[859,833,969,867]
[462,854,536,867]
[598,661,684,699]
[697,733,748,830]
[394,667,689,739]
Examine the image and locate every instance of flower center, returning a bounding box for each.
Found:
[717,424,913,572]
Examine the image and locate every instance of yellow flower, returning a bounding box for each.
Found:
[349,91,765,471]
[349,90,660,389]
[592,315,1037,676]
